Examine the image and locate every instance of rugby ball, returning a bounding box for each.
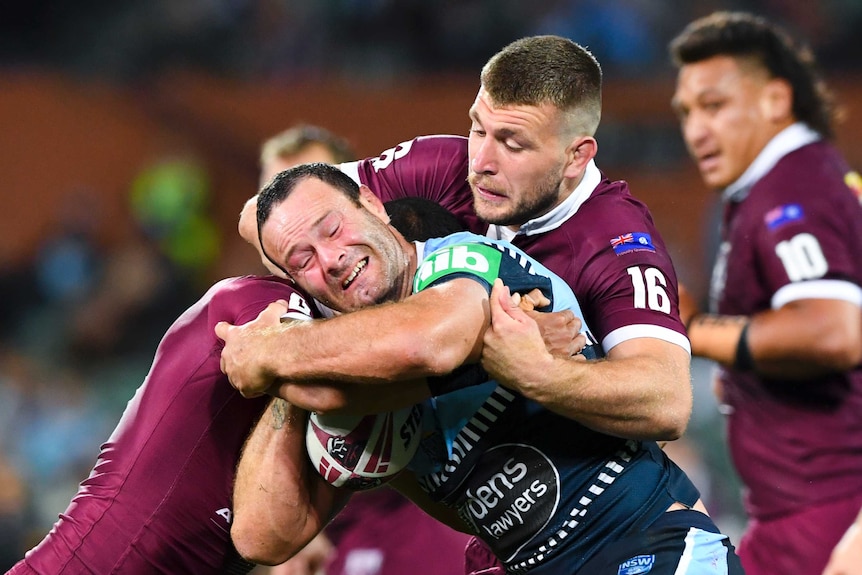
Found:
[306,404,423,491]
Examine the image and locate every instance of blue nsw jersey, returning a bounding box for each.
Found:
[408,232,699,574]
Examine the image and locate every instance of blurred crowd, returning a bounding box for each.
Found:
[0,157,220,566]
[1,0,860,82]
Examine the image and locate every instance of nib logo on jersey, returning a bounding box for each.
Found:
[458,444,559,561]
[414,242,502,292]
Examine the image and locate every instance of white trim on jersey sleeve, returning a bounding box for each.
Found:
[338,161,361,184]
[281,311,314,321]
[771,279,862,309]
[602,324,692,355]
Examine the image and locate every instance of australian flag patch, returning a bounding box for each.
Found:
[611,232,656,256]
[764,204,804,230]
[618,554,655,574]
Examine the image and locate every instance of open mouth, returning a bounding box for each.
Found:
[475,185,506,201]
[698,151,719,169]
[343,258,368,289]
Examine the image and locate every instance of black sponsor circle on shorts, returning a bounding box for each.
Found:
[459,443,560,562]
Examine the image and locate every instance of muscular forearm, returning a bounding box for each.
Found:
[273,378,432,415]
[482,280,690,440]
[222,279,489,401]
[687,299,862,379]
[232,399,349,565]
[491,340,692,441]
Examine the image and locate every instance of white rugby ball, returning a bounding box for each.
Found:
[306,404,424,491]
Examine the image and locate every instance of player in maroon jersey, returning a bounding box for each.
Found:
[228,36,739,574]
[6,275,318,575]
[670,11,862,575]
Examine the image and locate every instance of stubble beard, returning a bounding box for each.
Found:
[469,173,564,227]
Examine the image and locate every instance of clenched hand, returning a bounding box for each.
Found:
[215,300,289,398]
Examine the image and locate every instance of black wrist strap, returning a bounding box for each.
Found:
[733,322,755,372]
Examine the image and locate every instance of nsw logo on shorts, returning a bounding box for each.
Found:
[618,554,655,575]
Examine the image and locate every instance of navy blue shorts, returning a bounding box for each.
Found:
[577,510,745,574]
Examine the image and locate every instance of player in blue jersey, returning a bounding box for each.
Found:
[669,12,862,575]
[217,162,744,574]
[257,124,473,575]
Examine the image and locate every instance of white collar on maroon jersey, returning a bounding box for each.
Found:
[487,159,602,241]
[722,122,821,203]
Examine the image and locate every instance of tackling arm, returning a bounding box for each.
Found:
[482,280,692,441]
[217,278,490,400]
[231,399,351,565]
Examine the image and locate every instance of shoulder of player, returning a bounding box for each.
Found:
[206,276,316,320]
[760,141,849,194]
[416,235,508,292]
[357,134,467,172]
[746,146,854,224]
[551,187,665,253]
[208,275,299,297]
[580,178,654,220]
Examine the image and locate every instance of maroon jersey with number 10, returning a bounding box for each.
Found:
[712,126,862,520]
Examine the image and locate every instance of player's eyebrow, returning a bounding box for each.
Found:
[280,209,335,263]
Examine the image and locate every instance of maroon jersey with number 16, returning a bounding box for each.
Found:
[341,134,690,353]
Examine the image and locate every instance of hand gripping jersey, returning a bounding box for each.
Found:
[11,276,318,575]
[407,232,699,574]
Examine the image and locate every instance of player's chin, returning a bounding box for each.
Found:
[472,197,512,223]
[339,289,379,313]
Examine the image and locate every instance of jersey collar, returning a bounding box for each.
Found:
[487,159,602,241]
[722,122,822,203]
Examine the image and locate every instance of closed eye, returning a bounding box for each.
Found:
[288,250,313,273]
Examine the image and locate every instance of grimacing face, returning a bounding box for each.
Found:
[260,178,411,313]
[467,87,570,228]
[672,55,784,190]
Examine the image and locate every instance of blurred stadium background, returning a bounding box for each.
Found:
[1,0,860,565]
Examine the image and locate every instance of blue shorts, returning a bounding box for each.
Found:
[577,510,745,575]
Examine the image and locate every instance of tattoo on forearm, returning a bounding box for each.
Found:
[690,314,747,330]
[271,399,287,430]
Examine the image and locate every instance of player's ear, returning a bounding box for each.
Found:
[563,136,597,179]
[358,185,390,223]
[761,77,793,123]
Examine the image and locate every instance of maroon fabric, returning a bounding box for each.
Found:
[737,492,862,575]
[715,141,862,520]
[324,488,472,575]
[13,276,312,574]
[464,537,506,575]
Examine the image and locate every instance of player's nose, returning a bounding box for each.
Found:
[471,141,497,174]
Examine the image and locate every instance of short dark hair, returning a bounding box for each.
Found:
[256,163,361,274]
[384,197,464,241]
[481,35,602,136]
[669,11,837,139]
